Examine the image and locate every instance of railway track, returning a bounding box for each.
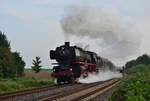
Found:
[0,84,79,101]
[39,79,120,101]
[0,79,121,101]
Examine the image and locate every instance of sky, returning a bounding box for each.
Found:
[0,0,150,68]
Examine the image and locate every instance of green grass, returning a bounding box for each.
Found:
[0,77,54,94]
[110,64,150,101]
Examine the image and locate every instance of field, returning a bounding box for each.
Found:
[24,69,52,79]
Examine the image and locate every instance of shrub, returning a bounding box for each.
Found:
[111,64,150,101]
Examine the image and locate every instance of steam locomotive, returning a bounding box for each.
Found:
[50,42,115,84]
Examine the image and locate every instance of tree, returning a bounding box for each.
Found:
[0,31,10,48]
[125,54,150,70]
[136,54,150,65]
[0,31,15,77]
[12,52,25,76]
[31,57,42,73]
[0,31,25,78]
[125,60,136,69]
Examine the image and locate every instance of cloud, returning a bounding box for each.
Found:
[136,20,150,54]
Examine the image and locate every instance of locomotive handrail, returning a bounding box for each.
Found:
[74,61,96,66]
[51,63,59,65]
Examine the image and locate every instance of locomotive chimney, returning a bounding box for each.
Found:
[65,42,70,47]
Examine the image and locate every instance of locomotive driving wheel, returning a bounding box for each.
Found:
[68,77,76,83]
[57,77,69,84]
[57,78,62,85]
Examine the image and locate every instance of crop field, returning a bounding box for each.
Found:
[24,69,52,79]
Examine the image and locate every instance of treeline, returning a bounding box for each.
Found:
[125,54,150,72]
[0,31,25,78]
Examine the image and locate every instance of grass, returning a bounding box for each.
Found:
[0,77,54,94]
[110,64,150,101]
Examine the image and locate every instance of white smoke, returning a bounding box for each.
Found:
[61,6,141,65]
[79,70,122,83]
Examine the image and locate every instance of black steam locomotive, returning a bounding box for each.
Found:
[50,42,115,84]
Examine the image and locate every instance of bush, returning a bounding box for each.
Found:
[111,64,150,101]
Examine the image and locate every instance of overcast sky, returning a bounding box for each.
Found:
[0,0,150,68]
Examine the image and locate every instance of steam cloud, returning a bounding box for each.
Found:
[61,6,141,65]
[79,70,122,83]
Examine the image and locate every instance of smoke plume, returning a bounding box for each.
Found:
[61,6,141,65]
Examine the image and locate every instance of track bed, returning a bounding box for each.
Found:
[0,79,120,101]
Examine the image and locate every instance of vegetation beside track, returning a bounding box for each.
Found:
[0,31,54,94]
[0,77,53,94]
[111,54,150,101]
